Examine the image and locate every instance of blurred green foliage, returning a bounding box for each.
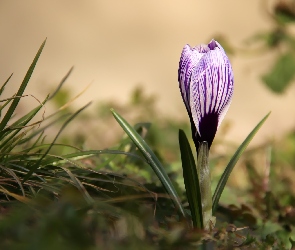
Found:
[262,53,295,93]
[249,0,295,93]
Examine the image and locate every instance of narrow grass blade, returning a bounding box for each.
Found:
[0,39,46,133]
[212,112,270,213]
[111,109,186,217]
[0,98,13,114]
[0,165,25,196]
[0,132,26,155]
[48,67,74,100]
[127,123,152,154]
[179,129,203,228]
[0,73,13,95]
[0,97,48,151]
[7,149,144,167]
[0,188,31,204]
[61,167,94,205]
[22,102,92,183]
[18,113,71,145]
[7,95,48,129]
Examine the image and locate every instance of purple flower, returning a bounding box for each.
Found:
[178,39,234,150]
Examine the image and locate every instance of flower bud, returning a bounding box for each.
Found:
[178,39,234,150]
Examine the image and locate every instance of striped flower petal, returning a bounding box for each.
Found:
[178,39,234,150]
[178,44,206,112]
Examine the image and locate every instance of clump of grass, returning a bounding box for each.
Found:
[0,40,154,202]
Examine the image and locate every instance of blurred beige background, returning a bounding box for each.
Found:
[0,0,294,145]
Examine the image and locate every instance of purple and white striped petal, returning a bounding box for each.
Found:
[190,40,233,146]
[178,45,206,112]
[178,39,234,149]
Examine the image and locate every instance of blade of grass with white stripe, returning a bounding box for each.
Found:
[212,112,270,213]
[111,109,186,217]
[179,129,203,228]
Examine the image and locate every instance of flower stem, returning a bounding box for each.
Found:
[197,142,215,230]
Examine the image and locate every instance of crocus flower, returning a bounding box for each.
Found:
[178,39,234,151]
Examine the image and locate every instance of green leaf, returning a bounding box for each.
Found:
[179,129,203,228]
[111,109,186,217]
[212,112,270,213]
[262,53,295,93]
[0,39,46,134]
